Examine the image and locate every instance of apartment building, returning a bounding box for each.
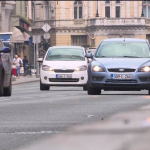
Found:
[30,1,150,47]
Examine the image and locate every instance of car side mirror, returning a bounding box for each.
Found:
[85,53,93,58]
[0,47,11,53]
[37,58,43,63]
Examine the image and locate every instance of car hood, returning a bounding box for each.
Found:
[94,58,150,68]
[43,60,87,69]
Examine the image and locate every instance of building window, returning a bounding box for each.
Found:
[105,0,110,4]
[45,1,49,20]
[32,2,35,21]
[116,6,120,18]
[105,6,110,18]
[143,1,150,18]
[116,0,120,3]
[74,1,83,19]
[71,36,87,46]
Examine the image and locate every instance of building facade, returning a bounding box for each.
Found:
[30,1,150,48]
[10,1,31,62]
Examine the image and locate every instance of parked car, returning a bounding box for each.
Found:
[0,41,12,96]
[86,47,96,63]
[86,38,150,95]
[38,46,88,91]
[86,47,96,55]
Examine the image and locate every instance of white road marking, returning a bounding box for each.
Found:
[0,99,12,102]
[87,115,95,118]
[0,131,64,135]
[23,97,34,99]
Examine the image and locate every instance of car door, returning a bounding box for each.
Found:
[0,40,11,87]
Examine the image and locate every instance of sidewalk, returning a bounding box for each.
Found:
[19,104,150,150]
[12,75,40,85]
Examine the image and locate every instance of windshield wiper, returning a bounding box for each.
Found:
[122,56,142,58]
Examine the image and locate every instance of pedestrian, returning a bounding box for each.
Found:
[13,55,20,78]
[12,62,16,77]
[18,55,23,67]
[23,56,28,76]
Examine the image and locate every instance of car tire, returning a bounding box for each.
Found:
[0,73,4,96]
[88,86,101,95]
[40,80,49,91]
[3,78,12,96]
[83,84,88,91]
[148,90,150,95]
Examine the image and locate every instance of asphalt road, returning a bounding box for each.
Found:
[0,82,150,150]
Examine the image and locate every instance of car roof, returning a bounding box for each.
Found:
[51,46,84,49]
[103,38,147,42]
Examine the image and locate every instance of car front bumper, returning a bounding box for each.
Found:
[41,70,88,86]
[88,71,150,90]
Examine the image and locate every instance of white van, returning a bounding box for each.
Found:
[38,46,88,91]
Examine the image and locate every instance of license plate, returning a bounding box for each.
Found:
[111,74,132,79]
[56,74,72,78]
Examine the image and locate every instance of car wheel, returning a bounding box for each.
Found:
[40,80,49,91]
[83,84,88,91]
[0,73,4,96]
[148,90,150,95]
[3,78,12,96]
[88,86,101,95]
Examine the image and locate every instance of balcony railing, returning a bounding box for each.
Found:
[88,18,145,26]
[145,18,150,26]
[31,18,148,30]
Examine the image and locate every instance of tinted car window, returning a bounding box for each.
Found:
[95,42,150,58]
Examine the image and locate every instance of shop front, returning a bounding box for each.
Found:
[10,15,30,61]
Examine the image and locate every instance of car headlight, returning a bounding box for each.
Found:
[139,66,150,72]
[75,65,87,71]
[92,66,103,72]
[42,65,53,71]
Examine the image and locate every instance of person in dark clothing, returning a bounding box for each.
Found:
[23,56,28,76]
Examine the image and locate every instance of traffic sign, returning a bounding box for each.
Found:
[44,33,50,39]
[42,23,51,32]
[32,35,41,43]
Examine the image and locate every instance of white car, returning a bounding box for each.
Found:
[38,46,88,91]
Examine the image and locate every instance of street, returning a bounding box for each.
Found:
[0,82,149,150]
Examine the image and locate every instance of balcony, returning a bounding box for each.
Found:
[31,18,148,30]
[31,20,56,29]
[31,19,87,29]
[145,18,150,26]
[87,18,146,26]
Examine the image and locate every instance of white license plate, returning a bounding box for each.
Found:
[56,74,72,78]
[111,74,132,79]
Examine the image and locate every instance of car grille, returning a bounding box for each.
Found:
[105,79,137,83]
[54,69,74,73]
[49,78,79,82]
[107,68,136,73]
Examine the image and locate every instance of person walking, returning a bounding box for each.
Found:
[13,55,20,78]
[12,62,16,77]
[18,55,23,68]
[23,56,28,76]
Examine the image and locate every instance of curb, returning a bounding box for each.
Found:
[12,79,40,85]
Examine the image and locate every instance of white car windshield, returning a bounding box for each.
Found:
[95,42,150,58]
[45,48,85,61]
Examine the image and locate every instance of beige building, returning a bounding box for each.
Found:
[30,1,150,48]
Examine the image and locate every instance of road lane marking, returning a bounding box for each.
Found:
[0,99,12,102]
[0,131,64,135]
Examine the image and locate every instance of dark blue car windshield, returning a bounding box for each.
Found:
[95,42,150,58]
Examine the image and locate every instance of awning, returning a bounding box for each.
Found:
[23,32,30,41]
[10,27,30,43]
